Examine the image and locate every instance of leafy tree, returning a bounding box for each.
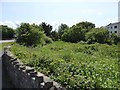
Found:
[110,34,120,44]
[58,24,69,39]
[62,26,85,43]
[85,28,109,44]
[50,31,59,41]
[61,21,95,43]
[40,22,52,36]
[0,25,15,40]
[76,21,95,29]
[16,23,52,47]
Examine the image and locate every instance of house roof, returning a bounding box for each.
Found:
[106,22,120,26]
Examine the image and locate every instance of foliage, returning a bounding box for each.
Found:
[0,43,2,50]
[76,21,95,29]
[58,24,69,39]
[85,28,109,44]
[110,34,120,45]
[61,26,83,42]
[50,31,59,41]
[5,41,119,89]
[0,25,15,40]
[40,22,52,36]
[61,21,95,43]
[43,36,53,44]
[16,23,52,47]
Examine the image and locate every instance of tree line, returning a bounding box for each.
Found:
[0,21,119,46]
[0,25,15,40]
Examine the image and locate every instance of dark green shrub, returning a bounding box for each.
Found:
[85,28,109,44]
[0,25,15,40]
[16,23,52,47]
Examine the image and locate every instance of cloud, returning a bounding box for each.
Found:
[0,20,44,29]
[0,21,18,29]
[0,17,118,31]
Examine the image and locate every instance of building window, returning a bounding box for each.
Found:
[111,31,112,33]
[114,26,117,28]
[111,27,112,29]
[115,31,117,33]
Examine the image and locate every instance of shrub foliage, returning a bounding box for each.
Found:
[6,41,119,89]
[16,23,52,47]
[0,25,15,40]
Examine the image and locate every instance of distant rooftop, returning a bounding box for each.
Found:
[106,22,120,26]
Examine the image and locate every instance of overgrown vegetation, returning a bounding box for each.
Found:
[1,21,119,45]
[85,28,109,44]
[61,22,119,44]
[61,22,95,43]
[0,25,15,40]
[16,23,53,47]
[3,41,119,89]
[1,21,119,89]
[0,44,2,50]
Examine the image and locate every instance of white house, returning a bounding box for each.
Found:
[106,22,120,36]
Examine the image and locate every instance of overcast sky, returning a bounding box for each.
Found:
[0,0,119,30]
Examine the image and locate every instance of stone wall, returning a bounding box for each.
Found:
[2,46,66,90]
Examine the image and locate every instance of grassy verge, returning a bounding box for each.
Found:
[2,41,119,89]
[0,44,2,51]
[1,42,15,50]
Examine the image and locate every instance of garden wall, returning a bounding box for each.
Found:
[2,46,66,90]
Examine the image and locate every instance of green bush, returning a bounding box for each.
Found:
[61,26,85,43]
[0,25,15,40]
[61,21,95,43]
[16,23,52,47]
[58,24,69,39]
[85,28,109,44]
[110,34,120,45]
[50,31,59,41]
[44,36,53,44]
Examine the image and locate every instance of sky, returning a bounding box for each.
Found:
[118,1,120,22]
[0,0,119,30]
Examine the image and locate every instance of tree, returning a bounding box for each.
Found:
[40,22,52,36]
[61,21,95,43]
[0,25,15,40]
[85,28,109,44]
[76,21,95,29]
[58,24,69,39]
[16,23,52,47]
[61,26,84,43]
[50,31,59,41]
[110,34,120,44]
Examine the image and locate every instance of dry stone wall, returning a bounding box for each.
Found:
[2,46,66,90]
